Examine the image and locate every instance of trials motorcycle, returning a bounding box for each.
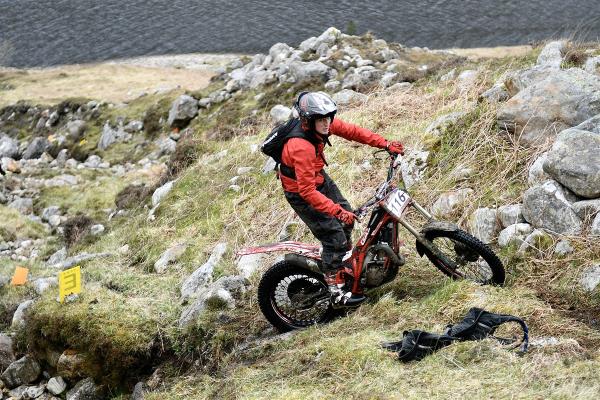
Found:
[238,151,505,332]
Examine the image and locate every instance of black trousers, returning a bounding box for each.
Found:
[284,171,353,272]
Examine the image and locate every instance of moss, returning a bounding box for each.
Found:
[0,206,47,241]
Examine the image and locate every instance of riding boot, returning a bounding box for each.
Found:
[323,269,366,307]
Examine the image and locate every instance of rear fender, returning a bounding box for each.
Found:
[237,241,323,273]
[416,221,460,257]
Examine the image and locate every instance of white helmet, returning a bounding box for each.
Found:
[294,91,337,122]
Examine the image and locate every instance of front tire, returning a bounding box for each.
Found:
[418,228,505,285]
[258,260,335,332]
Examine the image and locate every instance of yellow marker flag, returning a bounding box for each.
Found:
[58,266,82,303]
[11,266,29,286]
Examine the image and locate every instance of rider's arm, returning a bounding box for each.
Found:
[286,138,344,217]
[329,118,389,148]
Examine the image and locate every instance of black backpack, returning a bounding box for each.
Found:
[381,330,455,362]
[260,118,325,179]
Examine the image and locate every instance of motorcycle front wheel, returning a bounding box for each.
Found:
[258,260,335,332]
[418,228,505,285]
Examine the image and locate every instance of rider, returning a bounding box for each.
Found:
[279,91,404,306]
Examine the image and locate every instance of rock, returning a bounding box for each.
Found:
[388,82,412,92]
[64,120,86,140]
[25,384,45,398]
[156,137,177,156]
[198,98,211,108]
[98,121,131,150]
[42,206,61,222]
[498,68,600,146]
[270,105,292,124]
[167,95,198,128]
[180,242,227,301]
[152,180,175,207]
[124,120,144,133]
[440,69,456,81]
[480,84,510,103]
[332,89,368,106]
[579,264,600,292]
[83,155,102,168]
[47,247,67,265]
[46,111,59,127]
[324,79,341,91]
[268,42,293,65]
[528,152,551,186]
[341,67,383,90]
[0,134,19,159]
[457,69,479,91]
[262,157,277,174]
[8,197,33,215]
[497,223,533,248]
[90,224,104,235]
[554,240,574,256]
[11,300,34,329]
[592,213,600,236]
[503,65,554,96]
[313,27,341,49]
[1,157,20,173]
[425,112,467,136]
[288,61,335,83]
[517,229,552,254]
[572,199,600,221]
[572,114,600,134]
[431,188,474,218]
[237,253,266,278]
[380,72,398,88]
[0,355,41,388]
[497,204,525,228]
[47,376,67,396]
[0,334,15,373]
[468,208,499,244]
[236,167,253,175]
[154,243,187,274]
[66,377,100,400]
[299,36,318,53]
[22,137,51,159]
[50,252,112,270]
[57,351,98,381]
[32,277,58,295]
[542,128,600,198]
[536,41,565,69]
[400,149,429,188]
[278,221,299,241]
[584,56,600,74]
[522,180,583,234]
[131,382,148,400]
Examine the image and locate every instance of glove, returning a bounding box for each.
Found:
[335,208,357,226]
[386,140,404,155]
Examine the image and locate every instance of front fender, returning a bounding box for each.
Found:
[415,221,460,257]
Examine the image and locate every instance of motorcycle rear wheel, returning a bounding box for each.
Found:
[418,228,505,285]
[258,260,335,332]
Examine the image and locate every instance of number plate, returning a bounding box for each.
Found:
[381,188,411,219]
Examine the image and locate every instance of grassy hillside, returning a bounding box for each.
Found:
[2,41,600,399]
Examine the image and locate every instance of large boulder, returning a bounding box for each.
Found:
[431,188,474,218]
[522,180,583,234]
[22,137,51,159]
[66,377,101,400]
[288,61,336,84]
[180,242,227,301]
[543,128,600,198]
[98,121,130,150]
[571,199,600,221]
[498,68,600,145]
[468,207,499,244]
[497,204,525,228]
[8,197,33,215]
[536,41,566,69]
[167,95,198,128]
[497,223,533,248]
[0,355,41,388]
[63,120,87,140]
[0,134,19,159]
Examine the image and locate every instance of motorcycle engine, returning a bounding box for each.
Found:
[361,243,400,289]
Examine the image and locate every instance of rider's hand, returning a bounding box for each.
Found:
[386,140,404,155]
[335,208,357,226]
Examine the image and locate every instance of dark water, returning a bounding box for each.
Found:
[1,0,600,68]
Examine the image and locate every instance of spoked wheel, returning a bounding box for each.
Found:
[258,261,335,332]
[418,228,505,285]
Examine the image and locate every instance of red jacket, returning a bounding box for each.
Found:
[280,118,388,216]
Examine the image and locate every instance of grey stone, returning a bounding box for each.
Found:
[22,137,51,159]
[341,67,383,90]
[154,243,188,274]
[536,41,566,68]
[522,180,582,234]
[498,68,600,146]
[517,229,552,254]
[47,247,67,265]
[497,223,533,248]
[457,69,479,91]
[228,184,241,192]
[332,89,368,106]
[90,224,104,235]
[152,180,175,207]
[268,42,293,65]
[543,128,600,198]
[503,65,555,96]
[387,82,412,92]
[554,240,574,256]
[528,152,551,186]
[124,120,144,133]
[324,79,341,91]
[156,137,177,156]
[0,333,15,373]
[380,72,398,88]
[167,95,198,127]
[9,385,27,399]
[497,204,525,228]
[180,242,227,301]
[64,120,86,140]
[42,206,61,222]
[25,384,45,398]
[288,61,335,83]
[579,264,600,292]
[0,134,20,159]
[572,114,600,134]
[0,355,41,388]
[592,213,600,236]
[32,277,58,295]
[468,207,499,244]
[572,199,600,221]
[480,84,510,103]
[131,382,148,400]
[584,56,600,75]
[236,253,266,278]
[431,188,474,218]
[50,252,112,270]
[8,197,33,215]
[299,36,318,53]
[66,377,100,400]
[400,149,429,189]
[11,300,34,329]
[425,112,467,136]
[440,69,456,81]
[262,157,277,174]
[98,121,131,150]
[270,105,292,124]
[47,376,67,395]
[83,155,102,168]
[278,221,300,241]
[45,111,59,127]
